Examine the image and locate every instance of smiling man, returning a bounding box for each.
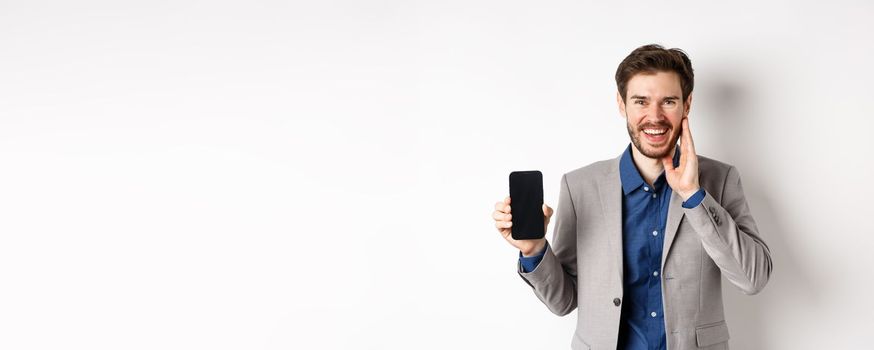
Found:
[492,44,772,349]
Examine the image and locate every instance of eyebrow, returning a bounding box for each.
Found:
[629,95,681,101]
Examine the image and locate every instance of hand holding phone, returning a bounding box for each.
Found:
[492,170,553,256]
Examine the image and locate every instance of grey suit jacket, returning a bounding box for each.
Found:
[518,152,772,350]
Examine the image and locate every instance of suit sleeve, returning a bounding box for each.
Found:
[683,166,773,295]
[517,173,578,316]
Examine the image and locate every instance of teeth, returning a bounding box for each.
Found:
[643,129,666,135]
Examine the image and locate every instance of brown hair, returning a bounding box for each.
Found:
[615,44,694,102]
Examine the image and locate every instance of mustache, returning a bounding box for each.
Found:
[637,123,672,131]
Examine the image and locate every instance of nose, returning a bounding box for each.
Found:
[643,104,667,123]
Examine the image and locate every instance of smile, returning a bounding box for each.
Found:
[642,128,669,143]
[643,128,667,135]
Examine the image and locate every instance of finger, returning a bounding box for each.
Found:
[496,221,512,229]
[495,201,510,213]
[679,118,689,153]
[677,121,688,166]
[683,118,696,155]
[543,204,554,228]
[505,196,511,204]
[661,155,675,171]
[492,210,511,221]
[678,120,687,157]
[543,204,554,218]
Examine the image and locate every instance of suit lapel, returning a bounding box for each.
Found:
[661,190,685,271]
[597,155,624,286]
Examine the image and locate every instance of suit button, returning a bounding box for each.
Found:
[613,298,621,306]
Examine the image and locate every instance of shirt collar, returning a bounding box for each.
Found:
[619,143,681,195]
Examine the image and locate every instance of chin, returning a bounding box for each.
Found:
[642,146,672,159]
[639,134,676,159]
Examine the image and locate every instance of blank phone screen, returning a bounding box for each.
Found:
[509,170,545,240]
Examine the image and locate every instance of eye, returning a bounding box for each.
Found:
[634,100,645,105]
[663,100,676,105]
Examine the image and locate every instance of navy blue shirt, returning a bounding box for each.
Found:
[519,144,705,350]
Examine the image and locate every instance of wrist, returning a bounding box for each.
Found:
[521,240,546,257]
[679,187,701,200]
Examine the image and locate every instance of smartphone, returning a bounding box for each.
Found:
[509,170,545,240]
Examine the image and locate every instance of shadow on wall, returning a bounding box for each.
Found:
[700,72,822,350]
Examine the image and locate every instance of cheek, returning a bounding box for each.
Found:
[667,112,684,127]
[626,111,645,124]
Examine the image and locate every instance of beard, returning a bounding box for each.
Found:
[626,120,681,159]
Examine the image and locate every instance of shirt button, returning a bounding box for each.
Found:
[652,230,658,236]
[644,186,649,191]
[652,193,657,198]
[651,312,657,317]
[653,271,659,277]
[613,298,621,306]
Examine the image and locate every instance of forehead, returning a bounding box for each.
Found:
[626,71,682,97]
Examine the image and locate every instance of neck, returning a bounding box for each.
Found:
[630,144,676,187]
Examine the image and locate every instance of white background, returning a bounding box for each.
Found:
[1,1,872,349]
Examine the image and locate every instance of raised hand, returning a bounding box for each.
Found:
[493,196,552,256]
[662,118,701,200]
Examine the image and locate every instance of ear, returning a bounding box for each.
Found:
[683,93,693,118]
[617,91,626,118]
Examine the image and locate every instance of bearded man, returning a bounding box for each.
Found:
[492,44,772,350]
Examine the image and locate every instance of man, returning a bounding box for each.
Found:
[492,44,772,350]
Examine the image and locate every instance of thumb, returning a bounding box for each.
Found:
[543,203,554,218]
[661,156,675,171]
